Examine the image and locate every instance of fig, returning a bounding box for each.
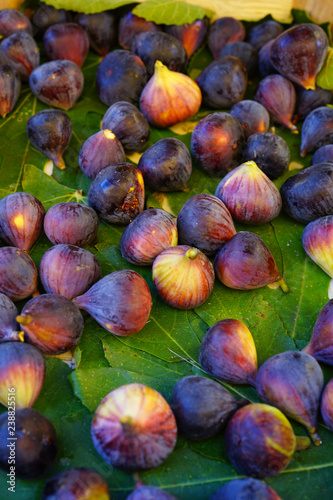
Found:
[102,101,150,153]
[0,247,37,301]
[165,17,209,58]
[39,244,101,300]
[29,60,84,110]
[171,375,249,440]
[280,163,333,223]
[0,9,32,38]
[230,100,270,139]
[42,468,111,500]
[127,484,178,500]
[138,138,192,191]
[258,39,277,77]
[300,106,333,157]
[43,23,89,67]
[191,112,244,177]
[0,293,21,342]
[0,408,58,479]
[311,145,333,165]
[215,232,288,291]
[321,379,333,432]
[16,294,84,355]
[302,216,333,279]
[218,41,258,76]
[152,245,215,309]
[243,132,290,180]
[32,4,71,35]
[0,64,21,118]
[87,163,145,225]
[0,192,45,251]
[73,270,152,336]
[118,11,162,51]
[120,208,178,265]
[0,32,39,81]
[214,160,282,225]
[208,17,245,59]
[198,319,258,386]
[302,299,333,365]
[26,109,72,170]
[254,74,297,132]
[256,351,324,445]
[197,56,248,109]
[43,202,99,247]
[96,50,147,107]
[0,342,45,409]
[248,20,283,50]
[294,86,333,122]
[270,23,328,90]
[139,60,201,128]
[210,478,283,500]
[74,12,117,57]
[177,193,236,255]
[78,129,126,180]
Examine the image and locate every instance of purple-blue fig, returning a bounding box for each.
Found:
[0,247,37,301]
[311,145,333,165]
[248,20,283,50]
[39,244,101,300]
[177,193,236,256]
[118,11,162,51]
[302,299,333,365]
[243,132,290,180]
[208,17,245,59]
[0,293,20,342]
[29,60,84,110]
[191,112,244,177]
[302,216,333,278]
[43,23,89,67]
[0,9,32,38]
[16,294,84,355]
[258,39,277,77]
[74,12,117,57]
[0,32,39,81]
[321,379,333,432]
[120,208,178,265]
[32,4,71,35]
[26,109,72,170]
[101,101,150,153]
[300,106,333,157]
[171,375,249,440]
[254,74,297,132]
[210,477,283,500]
[256,351,324,445]
[165,17,209,58]
[230,100,270,139]
[87,163,145,225]
[73,270,152,336]
[218,41,258,76]
[42,468,111,500]
[78,129,126,180]
[0,64,20,118]
[127,484,177,500]
[43,202,99,247]
[0,192,45,251]
[294,86,333,123]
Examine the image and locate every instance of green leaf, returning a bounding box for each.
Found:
[43,0,135,14]
[133,0,214,25]
[316,47,333,90]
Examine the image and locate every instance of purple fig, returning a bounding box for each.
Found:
[165,17,209,58]
[248,20,283,50]
[0,32,39,81]
[43,23,89,67]
[0,9,32,38]
[74,12,117,57]
[0,293,21,342]
[127,484,178,500]
[321,379,333,432]
[302,299,333,365]
[300,106,333,157]
[0,247,37,301]
[218,41,258,77]
[210,477,283,500]
[208,17,245,59]
[230,100,270,139]
[258,39,277,77]
[42,468,111,500]
[294,86,333,122]
[0,64,20,118]
[32,5,71,35]
[311,145,333,165]
[118,11,162,51]
[302,216,333,279]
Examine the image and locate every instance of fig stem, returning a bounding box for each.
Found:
[16,314,32,326]
[186,248,199,260]
[295,435,312,451]
[278,277,289,293]
[309,430,323,447]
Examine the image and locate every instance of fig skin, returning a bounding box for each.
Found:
[302,299,333,365]
[91,383,177,471]
[0,342,45,409]
[0,191,45,251]
[177,193,236,256]
[198,319,258,386]
[171,375,249,440]
[74,12,117,57]
[243,132,290,180]
[43,202,99,247]
[165,17,209,58]
[118,11,162,51]
[152,245,215,309]
[32,4,71,36]
[0,9,33,38]
[311,145,333,165]
[0,247,38,301]
[300,106,333,157]
[0,64,21,118]
[43,23,89,67]
[230,100,270,139]
[0,293,20,342]
[39,244,101,300]
[302,216,333,279]
[41,468,111,500]
[210,477,283,500]
[120,208,178,265]
[208,17,245,59]
[73,270,152,336]
[248,20,283,50]
[16,294,84,355]
[256,351,324,445]
[295,86,333,123]
[127,484,178,500]
[0,32,39,81]
[218,42,258,77]
[321,379,333,432]
[258,39,277,77]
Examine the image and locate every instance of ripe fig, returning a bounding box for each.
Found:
[87,163,145,225]
[302,216,333,279]
[73,270,152,336]
[43,202,99,247]
[0,192,45,251]
[218,41,258,76]
[140,60,201,128]
[152,245,214,309]
[198,319,258,386]
[138,138,192,191]
[300,106,333,157]
[256,351,324,445]
[191,112,244,177]
[43,23,89,67]
[42,468,111,500]
[39,244,101,300]
[243,132,290,180]
[120,208,178,265]
[16,294,84,355]
[0,9,32,38]
[74,12,117,57]
[215,160,282,225]
[321,379,333,432]
[26,109,72,170]
[177,193,236,255]
[171,375,249,440]
[0,293,21,342]
[91,383,177,471]
[165,17,209,58]
[78,129,126,180]
[0,64,21,118]
[210,477,283,500]
[311,145,333,165]
[118,11,162,51]
[0,408,58,479]
[302,299,333,365]
[294,86,333,122]
[0,342,45,409]
[208,17,245,58]
[32,4,71,35]
[0,247,37,301]
[230,100,269,139]
[214,232,288,292]
[29,60,84,110]
[127,484,178,500]
[248,20,283,50]
[258,39,277,77]
[0,32,39,81]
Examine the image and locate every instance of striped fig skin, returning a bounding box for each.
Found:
[0,32,39,81]
[210,477,283,500]
[302,216,333,278]
[43,23,90,68]
[0,64,21,118]
[0,9,33,38]
[302,299,333,365]
[41,468,111,500]
[321,379,333,432]
[0,293,20,342]
[0,247,37,301]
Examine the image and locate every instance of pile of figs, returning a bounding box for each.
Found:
[1,3,333,499]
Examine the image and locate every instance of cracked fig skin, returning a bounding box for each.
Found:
[91,383,177,471]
